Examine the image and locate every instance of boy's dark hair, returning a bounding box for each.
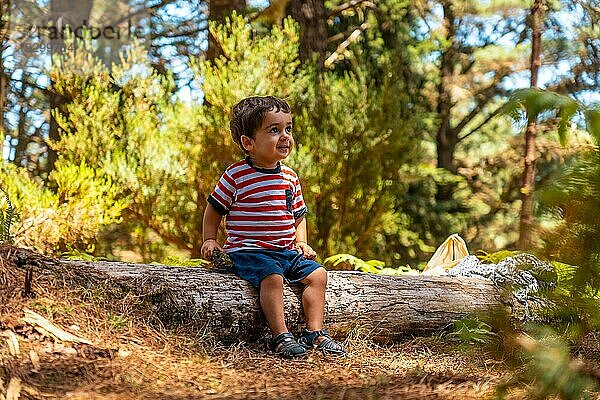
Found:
[230,96,291,153]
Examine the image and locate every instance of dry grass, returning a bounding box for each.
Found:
[1,248,594,400]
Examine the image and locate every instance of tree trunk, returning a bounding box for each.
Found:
[0,0,9,139]
[435,0,459,202]
[1,246,506,342]
[207,0,246,60]
[0,47,6,139]
[14,100,26,166]
[518,0,544,249]
[286,0,327,68]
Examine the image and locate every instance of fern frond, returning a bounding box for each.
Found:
[502,88,582,133]
[0,187,16,243]
[557,100,578,146]
[585,108,600,145]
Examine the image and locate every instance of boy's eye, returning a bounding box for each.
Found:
[268,126,292,134]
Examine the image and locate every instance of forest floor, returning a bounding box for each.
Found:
[1,252,599,400]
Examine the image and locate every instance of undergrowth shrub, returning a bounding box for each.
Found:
[0,158,124,255]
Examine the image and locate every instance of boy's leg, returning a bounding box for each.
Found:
[299,267,327,331]
[229,251,290,336]
[260,274,288,336]
[261,273,307,358]
[298,267,345,355]
[229,250,306,358]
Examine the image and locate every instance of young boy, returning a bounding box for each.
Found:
[201,96,345,358]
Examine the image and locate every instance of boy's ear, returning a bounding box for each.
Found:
[241,135,254,152]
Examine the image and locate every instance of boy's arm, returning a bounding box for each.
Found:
[294,216,317,260]
[201,203,224,260]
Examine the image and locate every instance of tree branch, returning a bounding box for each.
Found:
[324,23,370,69]
[127,208,192,252]
[328,0,377,18]
[458,105,503,143]
[110,0,182,28]
[454,68,512,138]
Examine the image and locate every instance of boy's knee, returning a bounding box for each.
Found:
[260,273,284,289]
[305,267,327,287]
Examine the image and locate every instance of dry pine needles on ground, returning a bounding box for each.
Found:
[1,245,598,399]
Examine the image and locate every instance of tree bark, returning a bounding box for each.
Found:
[0,46,6,139]
[0,0,9,140]
[518,0,544,249]
[435,0,459,202]
[286,0,327,68]
[1,246,506,342]
[14,95,26,166]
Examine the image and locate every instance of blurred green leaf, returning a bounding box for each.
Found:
[446,318,496,344]
[585,108,600,145]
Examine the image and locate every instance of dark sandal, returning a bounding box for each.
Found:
[298,328,346,356]
[270,332,307,359]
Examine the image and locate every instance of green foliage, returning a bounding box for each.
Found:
[551,261,579,285]
[323,253,418,275]
[548,260,600,300]
[538,109,600,332]
[496,328,597,400]
[396,164,470,260]
[445,318,496,345]
[501,88,583,146]
[585,108,600,142]
[53,35,198,258]
[47,13,441,265]
[294,58,430,263]
[488,106,600,399]
[0,160,123,255]
[159,256,210,268]
[476,250,520,264]
[499,89,596,252]
[107,313,130,331]
[62,244,104,261]
[503,88,577,124]
[42,11,599,273]
[323,253,383,272]
[198,15,310,112]
[51,17,311,261]
[0,186,17,243]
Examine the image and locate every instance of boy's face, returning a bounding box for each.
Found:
[241,110,294,168]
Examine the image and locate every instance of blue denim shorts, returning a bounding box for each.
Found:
[228,249,322,288]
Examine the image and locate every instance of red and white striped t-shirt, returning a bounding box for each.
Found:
[207,157,308,253]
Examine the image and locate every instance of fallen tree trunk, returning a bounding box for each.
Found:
[1,246,507,341]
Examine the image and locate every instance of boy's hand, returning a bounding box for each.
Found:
[201,239,224,260]
[295,241,317,260]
